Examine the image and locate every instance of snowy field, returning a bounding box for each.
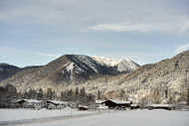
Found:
[0,108,94,122]
[0,109,189,126]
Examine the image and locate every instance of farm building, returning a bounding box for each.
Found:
[14,99,43,109]
[97,99,132,109]
[45,100,67,109]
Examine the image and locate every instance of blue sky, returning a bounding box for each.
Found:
[0,0,189,67]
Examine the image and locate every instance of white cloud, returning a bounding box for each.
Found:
[88,17,189,33]
[176,44,189,54]
[89,23,160,32]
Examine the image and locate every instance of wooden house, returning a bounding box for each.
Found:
[45,100,67,109]
[14,99,43,109]
[100,99,132,109]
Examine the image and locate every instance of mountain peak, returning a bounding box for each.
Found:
[92,56,140,72]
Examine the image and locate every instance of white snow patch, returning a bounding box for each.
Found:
[93,56,139,72]
[66,62,74,72]
[92,56,122,66]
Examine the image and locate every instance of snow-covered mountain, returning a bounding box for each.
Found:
[92,56,140,72]
[57,55,118,82]
[0,54,140,94]
[0,55,119,90]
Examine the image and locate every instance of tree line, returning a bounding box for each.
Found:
[0,84,95,104]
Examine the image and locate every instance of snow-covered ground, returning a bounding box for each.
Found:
[0,108,94,122]
[0,109,188,126]
[27,110,189,126]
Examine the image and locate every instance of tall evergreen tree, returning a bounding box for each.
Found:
[37,88,43,100]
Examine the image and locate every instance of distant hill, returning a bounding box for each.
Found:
[0,63,21,82]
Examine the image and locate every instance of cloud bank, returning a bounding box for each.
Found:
[0,0,189,33]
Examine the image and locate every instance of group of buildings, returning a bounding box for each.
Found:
[0,98,177,110]
[0,99,70,109]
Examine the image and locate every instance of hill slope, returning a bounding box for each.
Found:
[0,63,21,82]
[86,51,189,104]
[50,51,189,104]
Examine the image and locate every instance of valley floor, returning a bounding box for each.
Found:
[0,109,188,126]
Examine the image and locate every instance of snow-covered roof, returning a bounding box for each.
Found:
[47,100,67,105]
[95,100,105,104]
[131,104,140,107]
[15,99,41,103]
[149,104,172,107]
[26,99,41,103]
[96,99,132,104]
[110,99,132,104]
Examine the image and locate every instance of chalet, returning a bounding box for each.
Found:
[14,99,27,108]
[14,99,43,109]
[45,100,67,109]
[100,99,132,109]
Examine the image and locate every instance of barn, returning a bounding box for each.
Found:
[101,99,132,109]
[45,100,67,109]
[14,99,43,109]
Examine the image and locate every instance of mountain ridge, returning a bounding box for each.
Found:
[0,54,139,93]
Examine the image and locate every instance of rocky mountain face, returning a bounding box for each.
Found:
[0,63,21,82]
[0,55,139,93]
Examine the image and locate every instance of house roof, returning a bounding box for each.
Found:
[14,99,41,103]
[95,100,105,104]
[148,104,172,107]
[99,99,132,105]
[110,99,132,104]
[46,100,67,105]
